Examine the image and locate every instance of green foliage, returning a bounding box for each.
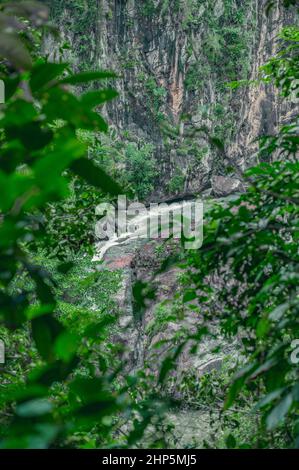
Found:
[145,77,168,122]
[183,0,255,149]
[49,0,98,70]
[266,0,299,13]
[167,170,185,194]
[0,1,131,448]
[260,27,299,99]
[0,2,172,449]
[139,0,157,17]
[1,0,299,451]
[40,134,159,256]
[185,0,253,86]
[0,251,122,447]
[180,25,299,447]
[37,177,105,259]
[125,142,158,200]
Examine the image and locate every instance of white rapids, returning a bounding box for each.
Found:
[92,199,202,261]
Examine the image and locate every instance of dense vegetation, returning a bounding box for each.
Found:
[0,0,298,450]
[181,26,299,446]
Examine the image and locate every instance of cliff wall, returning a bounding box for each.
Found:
[48,0,297,198]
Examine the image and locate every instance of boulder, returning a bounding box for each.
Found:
[211,175,243,197]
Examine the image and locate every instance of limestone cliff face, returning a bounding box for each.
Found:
[227,1,297,169]
[48,0,297,198]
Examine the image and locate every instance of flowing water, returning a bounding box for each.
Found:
[92,197,231,447]
[93,199,201,261]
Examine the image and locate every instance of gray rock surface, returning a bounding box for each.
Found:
[47,0,296,198]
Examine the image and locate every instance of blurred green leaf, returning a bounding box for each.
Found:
[266,394,293,430]
[70,158,121,195]
[30,62,68,92]
[16,399,53,418]
[58,70,117,85]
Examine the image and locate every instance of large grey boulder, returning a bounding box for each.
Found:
[211,175,243,197]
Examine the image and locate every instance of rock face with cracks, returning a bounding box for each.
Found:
[48,0,296,198]
[97,217,238,447]
[98,212,235,382]
[46,0,297,446]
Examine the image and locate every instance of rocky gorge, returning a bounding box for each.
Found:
[1,0,298,451]
[45,0,298,447]
[46,0,297,376]
[48,0,296,198]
